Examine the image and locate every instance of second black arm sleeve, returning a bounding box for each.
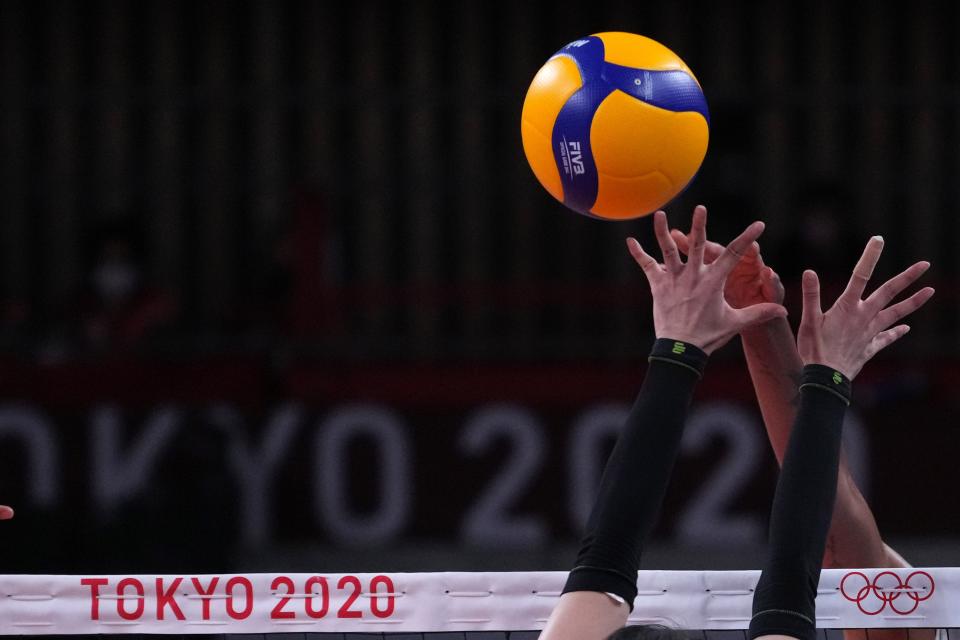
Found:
[562,339,706,609]
[749,365,851,640]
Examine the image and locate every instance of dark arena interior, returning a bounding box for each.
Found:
[0,1,957,638]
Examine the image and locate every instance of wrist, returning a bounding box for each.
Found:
[800,355,858,381]
[741,317,800,367]
[648,338,709,378]
[799,364,852,405]
[654,327,707,351]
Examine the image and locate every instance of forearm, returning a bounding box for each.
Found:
[749,366,850,640]
[822,469,887,568]
[563,339,706,608]
[743,319,889,569]
[741,318,803,463]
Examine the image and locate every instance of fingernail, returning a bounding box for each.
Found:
[873,235,884,242]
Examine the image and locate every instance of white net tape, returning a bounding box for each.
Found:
[0,569,953,635]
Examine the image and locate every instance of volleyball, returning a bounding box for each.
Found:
[521,32,710,220]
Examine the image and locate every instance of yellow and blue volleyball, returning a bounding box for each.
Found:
[521,32,709,220]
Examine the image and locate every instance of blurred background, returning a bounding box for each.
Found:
[0,0,957,575]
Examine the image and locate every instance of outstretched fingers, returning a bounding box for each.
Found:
[842,236,885,300]
[653,210,683,272]
[872,286,935,330]
[669,229,727,263]
[865,324,911,360]
[714,221,765,276]
[687,205,708,265]
[626,237,661,282]
[866,261,931,310]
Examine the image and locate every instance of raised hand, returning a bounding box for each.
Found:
[670,229,784,308]
[626,205,787,354]
[0,505,13,520]
[798,236,934,379]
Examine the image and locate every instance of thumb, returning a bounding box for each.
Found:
[761,266,785,302]
[0,505,13,520]
[735,302,788,330]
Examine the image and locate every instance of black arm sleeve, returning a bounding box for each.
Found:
[748,364,852,640]
[562,339,707,610]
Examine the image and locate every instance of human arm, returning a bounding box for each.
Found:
[734,287,891,568]
[669,230,919,569]
[743,253,931,573]
[750,237,933,640]
[668,230,806,457]
[542,345,707,640]
[541,206,787,640]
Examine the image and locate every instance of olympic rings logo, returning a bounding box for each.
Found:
[839,571,935,615]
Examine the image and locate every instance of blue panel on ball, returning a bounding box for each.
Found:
[601,62,710,123]
[550,36,612,215]
[551,36,606,80]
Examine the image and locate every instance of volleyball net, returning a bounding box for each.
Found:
[0,569,954,636]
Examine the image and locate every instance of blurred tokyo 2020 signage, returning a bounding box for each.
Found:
[0,360,949,558]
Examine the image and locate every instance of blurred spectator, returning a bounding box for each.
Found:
[248,191,344,340]
[79,220,179,353]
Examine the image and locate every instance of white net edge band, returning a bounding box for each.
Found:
[0,568,953,635]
